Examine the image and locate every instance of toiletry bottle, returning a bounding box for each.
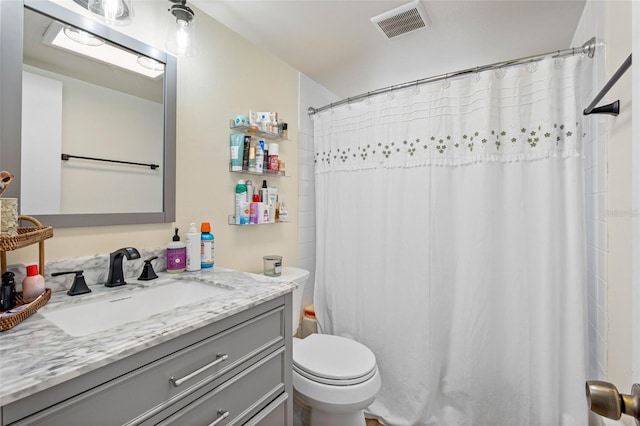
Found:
[230,133,244,171]
[245,180,254,203]
[248,145,256,172]
[260,179,268,202]
[185,223,201,272]
[255,139,265,173]
[1,271,16,311]
[22,264,45,303]
[268,143,279,172]
[200,222,214,269]
[242,136,251,170]
[263,144,269,171]
[279,200,289,222]
[235,179,247,225]
[167,228,186,273]
[282,123,288,139]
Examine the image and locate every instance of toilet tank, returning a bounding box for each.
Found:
[276,267,310,336]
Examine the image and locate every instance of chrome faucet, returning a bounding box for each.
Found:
[106,247,141,287]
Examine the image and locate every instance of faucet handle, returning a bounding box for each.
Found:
[138,256,159,281]
[52,270,92,296]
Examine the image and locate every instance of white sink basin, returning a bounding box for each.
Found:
[41,279,230,337]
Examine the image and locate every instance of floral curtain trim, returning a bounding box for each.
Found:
[314,121,582,172]
[312,55,587,173]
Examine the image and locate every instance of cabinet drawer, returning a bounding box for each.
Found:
[157,349,285,426]
[10,307,284,426]
[245,392,288,426]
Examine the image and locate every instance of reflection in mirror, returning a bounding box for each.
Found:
[22,6,163,215]
[0,0,177,227]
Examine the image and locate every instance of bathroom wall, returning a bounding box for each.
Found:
[22,66,163,215]
[572,0,607,382]
[297,74,339,311]
[604,0,635,412]
[7,1,300,275]
[572,0,635,415]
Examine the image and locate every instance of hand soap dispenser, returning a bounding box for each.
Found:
[167,228,186,273]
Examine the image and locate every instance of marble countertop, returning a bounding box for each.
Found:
[0,267,296,406]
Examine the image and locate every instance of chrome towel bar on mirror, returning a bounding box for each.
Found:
[586,380,640,425]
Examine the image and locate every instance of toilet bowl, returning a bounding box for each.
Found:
[275,267,381,426]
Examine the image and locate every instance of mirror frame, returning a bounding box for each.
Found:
[0,0,176,228]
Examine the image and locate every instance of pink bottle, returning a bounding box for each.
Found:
[22,264,45,303]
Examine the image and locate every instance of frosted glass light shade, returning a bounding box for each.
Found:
[165,2,197,57]
[87,0,133,26]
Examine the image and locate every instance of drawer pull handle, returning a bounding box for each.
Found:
[169,353,229,387]
[208,409,230,426]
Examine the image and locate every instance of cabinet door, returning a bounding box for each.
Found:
[155,349,285,426]
[7,307,284,426]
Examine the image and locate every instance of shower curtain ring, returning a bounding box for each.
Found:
[442,73,451,89]
[473,67,481,83]
[388,86,395,100]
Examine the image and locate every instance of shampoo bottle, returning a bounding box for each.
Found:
[235,180,247,225]
[255,139,265,173]
[200,222,214,269]
[167,228,186,273]
[268,143,279,172]
[22,264,45,302]
[185,223,201,272]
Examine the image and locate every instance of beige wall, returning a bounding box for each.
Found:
[606,0,634,406]
[8,2,300,275]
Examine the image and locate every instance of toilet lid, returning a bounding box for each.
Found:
[293,334,377,386]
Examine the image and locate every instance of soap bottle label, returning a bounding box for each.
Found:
[167,247,186,272]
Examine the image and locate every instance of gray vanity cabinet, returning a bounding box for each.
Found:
[1,295,293,426]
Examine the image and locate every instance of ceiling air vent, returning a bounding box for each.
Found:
[371,0,431,40]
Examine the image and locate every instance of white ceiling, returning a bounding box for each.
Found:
[191,0,587,99]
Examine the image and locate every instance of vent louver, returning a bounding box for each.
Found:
[371,0,431,39]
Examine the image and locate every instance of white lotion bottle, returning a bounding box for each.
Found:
[185,222,201,271]
[22,264,45,302]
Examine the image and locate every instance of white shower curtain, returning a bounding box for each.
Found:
[313,56,589,426]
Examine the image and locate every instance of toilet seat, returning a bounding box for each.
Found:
[293,334,377,386]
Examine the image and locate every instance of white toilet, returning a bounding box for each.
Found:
[276,267,381,426]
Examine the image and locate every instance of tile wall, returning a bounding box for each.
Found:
[572,0,607,380]
[297,74,339,314]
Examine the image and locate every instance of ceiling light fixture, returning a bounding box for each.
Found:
[137,55,165,72]
[63,26,105,46]
[165,0,197,57]
[87,0,133,26]
[43,21,164,79]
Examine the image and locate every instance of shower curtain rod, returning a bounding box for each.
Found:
[308,37,597,116]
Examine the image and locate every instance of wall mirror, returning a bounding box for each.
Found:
[0,0,176,228]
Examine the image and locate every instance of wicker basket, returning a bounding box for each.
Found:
[0,216,53,251]
[0,288,51,332]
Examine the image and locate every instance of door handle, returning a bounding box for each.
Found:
[586,380,640,424]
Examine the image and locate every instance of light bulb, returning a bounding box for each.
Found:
[87,0,133,26]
